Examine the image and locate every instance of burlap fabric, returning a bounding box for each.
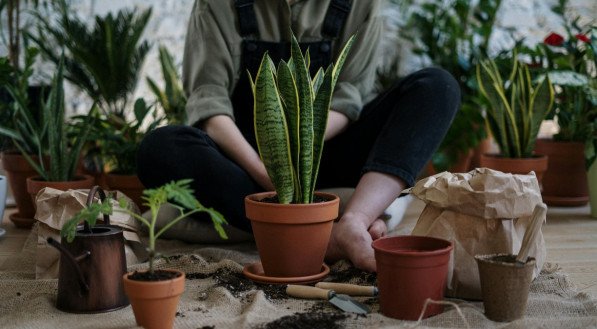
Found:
[0,226,596,329]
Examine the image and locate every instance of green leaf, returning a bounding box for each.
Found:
[310,66,334,200]
[253,54,295,204]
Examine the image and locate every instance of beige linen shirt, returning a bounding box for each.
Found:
[182,0,383,126]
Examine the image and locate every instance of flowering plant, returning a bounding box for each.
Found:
[525,21,596,167]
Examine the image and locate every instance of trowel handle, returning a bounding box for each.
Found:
[315,282,378,296]
[286,285,331,300]
[516,203,547,264]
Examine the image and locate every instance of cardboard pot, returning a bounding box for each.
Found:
[372,235,453,320]
[123,270,185,329]
[475,254,536,322]
[244,191,339,277]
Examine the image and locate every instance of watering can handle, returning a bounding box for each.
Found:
[47,237,91,292]
[84,186,110,233]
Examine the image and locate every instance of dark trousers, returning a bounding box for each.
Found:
[137,68,460,231]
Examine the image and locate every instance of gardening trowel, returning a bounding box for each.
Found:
[286,284,370,314]
[315,282,378,297]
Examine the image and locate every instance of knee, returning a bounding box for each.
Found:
[137,125,208,166]
[414,67,460,100]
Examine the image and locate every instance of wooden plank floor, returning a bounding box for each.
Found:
[1,200,596,297]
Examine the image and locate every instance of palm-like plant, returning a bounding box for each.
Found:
[28,0,151,117]
[250,34,354,204]
[477,57,555,158]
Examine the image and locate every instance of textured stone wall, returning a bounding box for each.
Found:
[1,0,595,114]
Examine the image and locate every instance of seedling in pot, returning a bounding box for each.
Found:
[61,179,228,275]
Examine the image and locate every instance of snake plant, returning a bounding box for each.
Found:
[250,34,354,204]
[477,57,555,158]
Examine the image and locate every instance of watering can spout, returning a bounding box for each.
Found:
[47,237,91,292]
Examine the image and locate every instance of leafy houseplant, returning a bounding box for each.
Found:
[477,55,555,181]
[146,46,187,125]
[243,34,352,278]
[400,0,502,171]
[524,10,596,205]
[24,58,95,203]
[61,179,228,329]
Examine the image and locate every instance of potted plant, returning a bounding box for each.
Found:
[24,59,95,205]
[61,179,228,329]
[526,15,597,205]
[243,34,353,279]
[477,54,555,182]
[0,49,48,227]
[399,0,502,172]
[29,1,153,205]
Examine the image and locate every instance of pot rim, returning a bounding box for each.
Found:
[26,174,95,184]
[73,224,123,237]
[245,191,340,223]
[123,269,185,283]
[245,191,339,208]
[372,235,453,257]
[475,253,537,267]
[480,153,547,161]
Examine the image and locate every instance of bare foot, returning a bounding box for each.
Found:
[325,213,377,272]
[368,218,387,240]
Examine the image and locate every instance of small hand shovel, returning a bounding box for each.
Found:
[286,284,370,314]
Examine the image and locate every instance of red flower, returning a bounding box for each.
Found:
[544,32,565,46]
[575,34,590,43]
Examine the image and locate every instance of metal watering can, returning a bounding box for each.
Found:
[48,186,129,313]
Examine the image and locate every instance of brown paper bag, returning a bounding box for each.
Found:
[410,168,546,300]
[35,187,145,279]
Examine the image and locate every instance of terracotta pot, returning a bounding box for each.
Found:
[534,139,588,206]
[245,191,339,277]
[589,162,597,219]
[372,235,453,320]
[105,173,146,211]
[1,152,47,228]
[479,153,548,183]
[123,270,185,329]
[26,175,95,208]
[475,254,536,322]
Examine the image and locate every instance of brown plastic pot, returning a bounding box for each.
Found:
[372,235,453,320]
[479,153,548,183]
[123,270,185,329]
[244,191,339,278]
[105,173,146,211]
[534,139,588,206]
[26,175,95,208]
[475,254,536,322]
[1,152,45,228]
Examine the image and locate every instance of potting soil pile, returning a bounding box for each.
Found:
[0,225,596,329]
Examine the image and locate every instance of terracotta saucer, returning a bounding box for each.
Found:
[9,213,36,229]
[243,262,330,285]
[543,195,589,207]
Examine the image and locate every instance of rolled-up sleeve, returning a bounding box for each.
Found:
[182,0,238,126]
[331,1,383,121]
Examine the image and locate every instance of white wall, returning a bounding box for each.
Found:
[1,0,595,114]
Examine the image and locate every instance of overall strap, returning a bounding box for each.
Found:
[235,0,259,37]
[322,0,352,39]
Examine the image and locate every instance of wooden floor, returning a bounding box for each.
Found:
[1,200,596,297]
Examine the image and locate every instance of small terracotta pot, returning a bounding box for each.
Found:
[245,192,339,277]
[1,152,44,228]
[475,254,536,322]
[105,173,146,211]
[372,235,453,320]
[534,139,589,206]
[26,175,95,208]
[479,153,548,183]
[123,270,185,329]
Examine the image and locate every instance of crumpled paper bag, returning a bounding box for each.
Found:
[410,168,546,300]
[35,187,146,279]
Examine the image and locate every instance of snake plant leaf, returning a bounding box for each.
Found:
[310,66,334,200]
[253,54,295,204]
[311,68,324,96]
[332,35,356,86]
[477,62,509,156]
[526,75,554,155]
[290,34,314,203]
[277,60,302,200]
